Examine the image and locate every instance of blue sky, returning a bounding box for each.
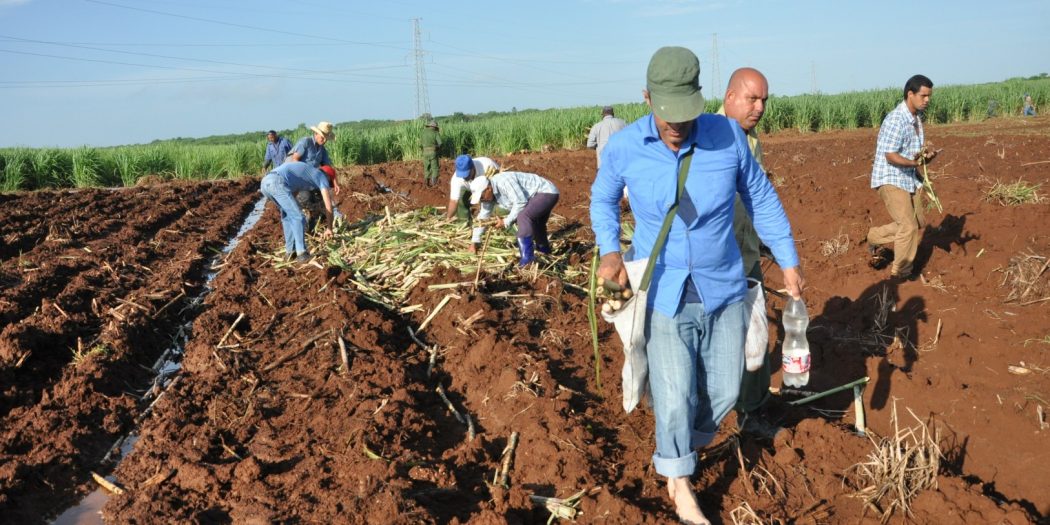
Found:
[1,0,1047,147]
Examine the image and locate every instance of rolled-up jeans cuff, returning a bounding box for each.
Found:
[652,450,698,478]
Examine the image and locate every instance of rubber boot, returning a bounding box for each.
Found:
[535,240,551,255]
[517,236,536,267]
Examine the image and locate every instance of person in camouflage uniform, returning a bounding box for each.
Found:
[421,119,442,187]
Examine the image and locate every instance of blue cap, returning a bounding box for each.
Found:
[454,154,473,178]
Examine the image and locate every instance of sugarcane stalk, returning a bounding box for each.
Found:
[216,313,245,347]
[435,384,465,423]
[920,156,943,213]
[337,334,349,375]
[418,294,455,332]
[496,431,520,488]
[426,345,437,378]
[587,246,602,391]
[91,472,125,495]
[853,385,867,436]
[473,227,494,292]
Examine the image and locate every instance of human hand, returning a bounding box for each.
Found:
[597,252,628,288]
[782,266,805,299]
[916,144,939,164]
[597,253,631,312]
[322,227,333,240]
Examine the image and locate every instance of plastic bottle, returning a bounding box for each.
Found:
[781,297,811,387]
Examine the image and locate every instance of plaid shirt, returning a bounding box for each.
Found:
[871,101,924,192]
[478,171,558,226]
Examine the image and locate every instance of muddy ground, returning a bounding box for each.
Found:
[1,117,1048,524]
[0,179,261,523]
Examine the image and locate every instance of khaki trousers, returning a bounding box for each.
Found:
[867,185,925,276]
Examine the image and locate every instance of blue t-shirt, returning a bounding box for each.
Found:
[271,161,331,193]
[290,136,331,168]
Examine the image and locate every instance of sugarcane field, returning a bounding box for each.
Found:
[0,113,1047,524]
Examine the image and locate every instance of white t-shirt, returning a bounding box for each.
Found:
[449,157,499,200]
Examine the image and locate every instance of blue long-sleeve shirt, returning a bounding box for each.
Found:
[590,113,799,317]
[264,136,292,170]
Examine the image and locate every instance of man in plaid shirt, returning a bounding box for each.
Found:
[866,74,939,280]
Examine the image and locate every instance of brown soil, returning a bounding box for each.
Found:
[3,117,1049,524]
[0,179,261,523]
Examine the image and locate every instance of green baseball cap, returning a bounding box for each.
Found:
[646,46,705,123]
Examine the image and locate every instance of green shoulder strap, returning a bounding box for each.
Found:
[638,147,694,292]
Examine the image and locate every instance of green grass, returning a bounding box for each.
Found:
[72,344,111,366]
[3,77,1048,191]
[985,178,1045,206]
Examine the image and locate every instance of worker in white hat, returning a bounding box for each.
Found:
[469,171,559,267]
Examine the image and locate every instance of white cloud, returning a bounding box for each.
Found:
[0,0,33,6]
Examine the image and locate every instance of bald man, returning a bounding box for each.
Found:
[717,67,783,439]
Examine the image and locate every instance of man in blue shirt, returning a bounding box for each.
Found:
[288,121,340,222]
[288,121,334,168]
[591,46,804,525]
[263,130,292,172]
[260,161,338,263]
[866,75,938,280]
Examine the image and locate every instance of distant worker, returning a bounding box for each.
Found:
[587,106,627,168]
[469,171,559,267]
[1023,93,1037,117]
[263,130,292,172]
[260,161,339,263]
[447,154,500,223]
[866,74,939,281]
[717,67,783,438]
[421,119,443,187]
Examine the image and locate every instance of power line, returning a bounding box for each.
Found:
[0,34,384,77]
[83,0,413,53]
[427,39,635,66]
[3,40,394,48]
[426,39,607,81]
[0,48,416,87]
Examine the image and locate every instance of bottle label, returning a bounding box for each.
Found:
[782,353,811,374]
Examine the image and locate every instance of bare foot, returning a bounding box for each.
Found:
[667,477,710,525]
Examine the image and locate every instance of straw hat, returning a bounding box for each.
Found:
[310,121,335,139]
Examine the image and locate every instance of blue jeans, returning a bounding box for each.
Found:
[260,173,307,256]
[646,300,746,478]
